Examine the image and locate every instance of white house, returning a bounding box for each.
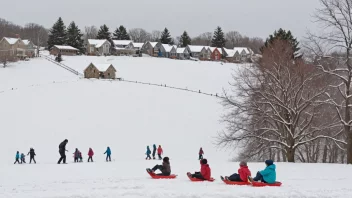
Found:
[87,39,111,56]
[176,47,190,59]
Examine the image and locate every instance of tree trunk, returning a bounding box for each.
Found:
[347,134,352,163]
[322,144,327,163]
[286,148,295,162]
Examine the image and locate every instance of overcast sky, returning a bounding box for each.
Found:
[2,0,321,40]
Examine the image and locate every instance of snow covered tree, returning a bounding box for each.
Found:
[113,25,130,40]
[263,28,300,58]
[211,26,226,47]
[96,24,111,40]
[179,31,191,47]
[160,28,173,44]
[47,17,67,50]
[66,21,84,54]
[218,39,340,162]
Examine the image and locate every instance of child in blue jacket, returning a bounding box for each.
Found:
[146,146,151,160]
[20,153,26,163]
[14,151,21,164]
[104,147,111,162]
[249,160,276,184]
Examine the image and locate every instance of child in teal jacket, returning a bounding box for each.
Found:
[249,160,276,184]
[14,151,21,164]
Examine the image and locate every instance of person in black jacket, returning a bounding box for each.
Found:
[57,139,68,164]
[27,148,36,164]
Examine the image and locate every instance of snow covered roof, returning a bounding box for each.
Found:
[223,48,236,57]
[113,40,132,46]
[88,39,110,48]
[131,43,144,48]
[162,44,174,52]
[53,45,78,51]
[177,48,187,53]
[209,47,223,54]
[187,45,205,53]
[148,42,159,48]
[2,37,19,45]
[91,63,115,72]
[22,40,31,45]
[234,47,250,54]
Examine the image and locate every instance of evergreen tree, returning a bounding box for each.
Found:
[179,31,191,47]
[113,25,130,40]
[96,24,111,40]
[211,26,226,47]
[66,21,85,54]
[262,28,301,58]
[160,28,173,44]
[47,17,67,50]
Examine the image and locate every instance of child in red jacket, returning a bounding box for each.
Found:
[157,145,163,160]
[88,148,94,162]
[188,159,211,180]
[222,161,251,182]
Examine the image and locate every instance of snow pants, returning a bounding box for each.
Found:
[146,154,151,160]
[14,159,21,164]
[152,150,156,159]
[58,150,66,164]
[152,165,170,176]
[198,154,203,160]
[158,154,162,160]
[253,171,267,183]
[21,158,26,163]
[74,157,79,163]
[228,173,242,182]
[29,156,36,164]
[106,155,111,161]
[88,156,93,162]
[191,172,205,180]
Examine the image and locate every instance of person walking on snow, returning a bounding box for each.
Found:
[199,147,204,160]
[73,148,80,163]
[104,147,111,162]
[14,151,21,164]
[58,139,68,164]
[27,148,36,164]
[157,145,163,160]
[88,148,94,162]
[146,146,151,160]
[152,144,157,159]
[20,153,26,163]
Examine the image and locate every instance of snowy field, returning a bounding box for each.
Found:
[1,56,352,198]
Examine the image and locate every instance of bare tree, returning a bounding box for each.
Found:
[150,30,161,42]
[128,28,151,43]
[225,31,242,48]
[218,39,341,162]
[305,0,352,164]
[191,32,213,46]
[84,26,98,44]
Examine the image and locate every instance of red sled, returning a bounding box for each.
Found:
[187,173,215,182]
[223,180,251,186]
[147,170,177,179]
[251,181,282,187]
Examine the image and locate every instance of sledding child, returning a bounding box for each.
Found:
[146,146,151,160]
[104,146,111,162]
[14,151,21,164]
[27,148,36,164]
[222,161,251,182]
[248,160,276,184]
[199,147,204,160]
[188,158,211,180]
[147,157,171,176]
[20,153,26,163]
[152,144,157,159]
[73,148,80,163]
[157,145,163,160]
[88,148,94,162]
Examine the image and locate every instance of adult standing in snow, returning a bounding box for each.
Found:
[145,146,151,160]
[58,139,68,164]
[199,147,204,160]
[88,148,94,162]
[157,145,163,160]
[152,144,157,160]
[104,146,111,162]
[27,148,36,164]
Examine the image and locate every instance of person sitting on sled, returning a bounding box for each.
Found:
[147,157,171,176]
[146,146,151,160]
[157,145,163,160]
[248,159,276,184]
[222,161,251,182]
[188,158,211,180]
[20,153,26,163]
[198,147,204,160]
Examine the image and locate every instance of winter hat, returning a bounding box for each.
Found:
[201,159,208,165]
[163,157,169,163]
[265,159,274,166]
[239,161,247,166]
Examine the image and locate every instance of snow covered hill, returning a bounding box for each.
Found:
[1,56,352,198]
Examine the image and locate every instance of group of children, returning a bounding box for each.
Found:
[146,144,163,160]
[148,156,277,184]
[14,148,36,164]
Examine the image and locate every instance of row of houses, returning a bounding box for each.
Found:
[48,38,255,63]
[0,37,37,60]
